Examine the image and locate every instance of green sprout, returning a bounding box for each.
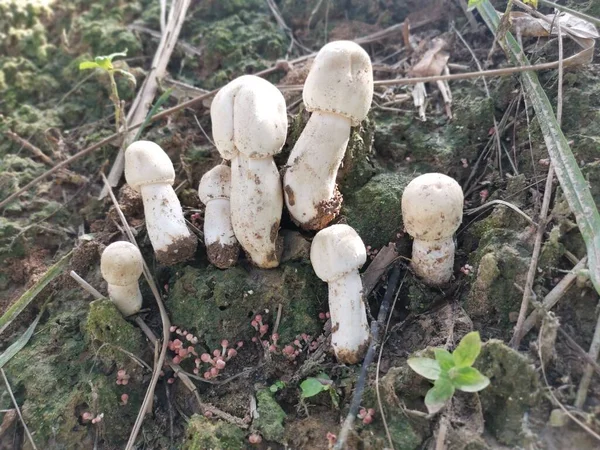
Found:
[300,373,339,407]
[408,331,490,414]
[269,380,286,393]
[79,50,136,133]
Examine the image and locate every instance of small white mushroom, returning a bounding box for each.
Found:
[310,224,370,364]
[284,40,374,230]
[198,164,240,269]
[124,140,197,265]
[211,75,287,268]
[100,241,143,317]
[401,173,464,286]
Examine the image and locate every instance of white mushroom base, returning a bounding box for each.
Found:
[230,155,282,268]
[411,237,455,286]
[108,284,142,317]
[204,199,240,269]
[329,270,370,364]
[140,184,197,265]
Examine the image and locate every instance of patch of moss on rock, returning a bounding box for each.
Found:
[342,171,416,248]
[167,262,325,349]
[183,414,246,450]
[474,340,540,446]
[255,388,286,442]
[337,114,378,193]
[85,299,143,364]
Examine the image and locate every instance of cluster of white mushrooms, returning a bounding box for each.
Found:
[99,40,465,365]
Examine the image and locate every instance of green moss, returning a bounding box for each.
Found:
[85,299,143,364]
[474,340,540,446]
[255,389,286,442]
[338,114,378,193]
[168,262,325,349]
[183,415,245,450]
[539,226,564,271]
[342,171,415,248]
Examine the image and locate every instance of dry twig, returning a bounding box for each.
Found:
[1,369,37,450]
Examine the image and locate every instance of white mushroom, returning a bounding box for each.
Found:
[124,140,197,265]
[211,75,287,268]
[198,164,240,269]
[284,40,374,230]
[401,173,464,286]
[100,241,144,317]
[310,224,370,364]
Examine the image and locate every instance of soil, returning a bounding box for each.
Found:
[1,0,600,449]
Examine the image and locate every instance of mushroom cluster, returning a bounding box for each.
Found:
[211,75,288,268]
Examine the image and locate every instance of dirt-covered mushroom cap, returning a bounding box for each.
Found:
[101,241,143,286]
[124,140,175,192]
[303,40,374,126]
[401,173,464,241]
[198,165,231,203]
[211,75,287,160]
[310,224,367,282]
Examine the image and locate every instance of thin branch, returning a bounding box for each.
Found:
[334,266,403,450]
[1,369,38,450]
[5,131,54,166]
[69,271,103,299]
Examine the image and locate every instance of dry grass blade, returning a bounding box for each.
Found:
[464,199,536,225]
[100,174,171,449]
[0,307,45,369]
[1,368,38,450]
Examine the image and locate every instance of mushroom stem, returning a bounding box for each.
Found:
[107,284,142,317]
[204,199,237,261]
[139,183,196,263]
[284,111,351,229]
[230,154,283,268]
[411,237,455,286]
[328,270,370,364]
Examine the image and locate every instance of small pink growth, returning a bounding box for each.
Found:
[91,415,103,424]
[480,189,489,202]
[221,339,229,348]
[169,325,177,332]
[318,312,326,320]
[363,415,373,425]
[167,378,175,384]
[227,348,237,359]
[120,394,129,405]
[326,312,330,318]
[121,379,129,386]
[210,367,219,377]
[193,368,199,375]
[216,360,226,370]
[251,320,258,329]
[252,337,258,343]
[178,349,188,358]
[204,372,212,380]
[248,433,262,444]
[269,344,277,353]
[116,379,122,385]
[259,324,269,337]
[172,355,181,365]
[117,369,126,378]
[294,339,301,347]
[237,341,244,348]
[186,333,194,342]
[82,412,93,422]
[213,349,221,358]
[255,314,262,322]
[368,408,375,416]
[200,353,212,363]
[204,411,214,418]
[326,432,337,444]
[172,339,183,349]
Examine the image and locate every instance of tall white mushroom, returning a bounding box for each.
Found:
[124,140,197,265]
[310,224,370,364]
[283,40,374,230]
[198,164,240,269]
[211,75,287,268]
[100,241,144,317]
[401,173,464,286]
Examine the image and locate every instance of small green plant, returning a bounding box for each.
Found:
[408,331,490,414]
[79,50,136,133]
[269,380,286,393]
[300,373,339,407]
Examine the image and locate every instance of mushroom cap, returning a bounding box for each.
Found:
[124,141,175,193]
[310,224,367,282]
[303,40,374,126]
[211,75,288,160]
[401,173,464,241]
[198,164,231,204]
[101,241,144,286]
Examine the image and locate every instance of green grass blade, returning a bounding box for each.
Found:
[0,306,45,369]
[476,0,600,295]
[132,88,173,142]
[0,251,71,336]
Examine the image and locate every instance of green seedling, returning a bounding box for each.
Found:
[269,380,286,393]
[408,331,490,414]
[300,373,339,407]
[79,50,136,133]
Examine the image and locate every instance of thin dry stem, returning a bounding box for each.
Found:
[69,271,104,299]
[1,369,38,450]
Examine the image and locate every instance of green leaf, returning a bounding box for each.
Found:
[0,306,45,369]
[452,332,482,368]
[94,56,114,71]
[79,61,101,70]
[407,357,441,380]
[0,251,71,336]
[450,367,490,393]
[269,380,285,393]
[132,89,172,142]
[476,0,600,296]
[424,375,455,414]
[434,348,455,371]
[300,378,326,398]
